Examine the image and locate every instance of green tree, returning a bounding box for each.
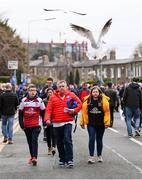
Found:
[75,69,80,86]
[47,50,54,62]
[69,71,74,84]
[66,73,70,84]
[31,49,48,60]
[0,18,27,81]
[31,76,47,86]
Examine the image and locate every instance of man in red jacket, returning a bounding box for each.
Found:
[44,80,82,168]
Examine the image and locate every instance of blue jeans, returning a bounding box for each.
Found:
[54,124,73,163]
[1,115,14,140]
[87,125,105,156]
[125,107,141,135]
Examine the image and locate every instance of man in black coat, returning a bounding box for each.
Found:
[105,82,118,127]
[40,77,57,99]
[0,83,19,144]
[123,78,142,137]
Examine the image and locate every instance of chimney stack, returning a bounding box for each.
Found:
[110,49,116,60]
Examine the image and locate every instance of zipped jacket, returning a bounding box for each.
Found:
[44,90,82,123]
[80,94,110,126]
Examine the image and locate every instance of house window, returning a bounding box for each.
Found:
[136,66,139,77]
[139,66,141,77]
[97,68,100,78]
[81,68,85,79]
[133,65,135,77]
[117,67,121,78]
[103,68,107,78]
[111,68,114,78]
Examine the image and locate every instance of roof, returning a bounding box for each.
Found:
[29,60,65,67]
[72,60,98,68]
[29,57,142,68]
[29,60,42,66]
[101,58,142,65]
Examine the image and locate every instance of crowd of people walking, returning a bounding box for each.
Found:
[0,77,142,168]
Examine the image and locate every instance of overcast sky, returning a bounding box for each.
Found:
[1,0,142,59]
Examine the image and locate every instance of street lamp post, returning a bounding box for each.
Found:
[99,59,103,85]
[27,18,56,70]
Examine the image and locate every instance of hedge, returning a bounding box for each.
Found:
[0,76,10,83]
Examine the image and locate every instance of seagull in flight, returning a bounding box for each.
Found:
[70,18,112,49]
[43,8,87,16]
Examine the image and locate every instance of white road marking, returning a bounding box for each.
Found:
[0,144,6,153]
[105,144,142,174]
[109,127,142,147]
[108,127,119,133]
[78,115,142,174]
[79,118,142,148]
[0,121,20,152]
[130,138,142,146]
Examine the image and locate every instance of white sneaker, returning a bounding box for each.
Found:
[88,156,95,164]
[48,148,52,155]
[97,156,103,162]
[52,147,56,156]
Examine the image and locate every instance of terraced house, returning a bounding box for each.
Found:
[28,42,142,84]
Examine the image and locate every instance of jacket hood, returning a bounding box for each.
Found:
[82,94,110,102]
[129,82,140,89]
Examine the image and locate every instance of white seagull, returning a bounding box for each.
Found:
[70,18,112,49]
[43,9,87,16]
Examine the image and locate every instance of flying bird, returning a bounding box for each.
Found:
[43,8,87,16]
[70,18,112,49]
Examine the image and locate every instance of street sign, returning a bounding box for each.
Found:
[8,61,18,70]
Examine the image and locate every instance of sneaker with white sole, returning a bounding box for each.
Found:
[128,134,133,138]
[52,147,56,156]
[58,161,65,168]
[135,129,140,137]
[88,156,95,164]
[66,161,74,168]
[97,156,103,162]
[48,148,52,155]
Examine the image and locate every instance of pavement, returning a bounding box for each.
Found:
[0,111,142,179]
